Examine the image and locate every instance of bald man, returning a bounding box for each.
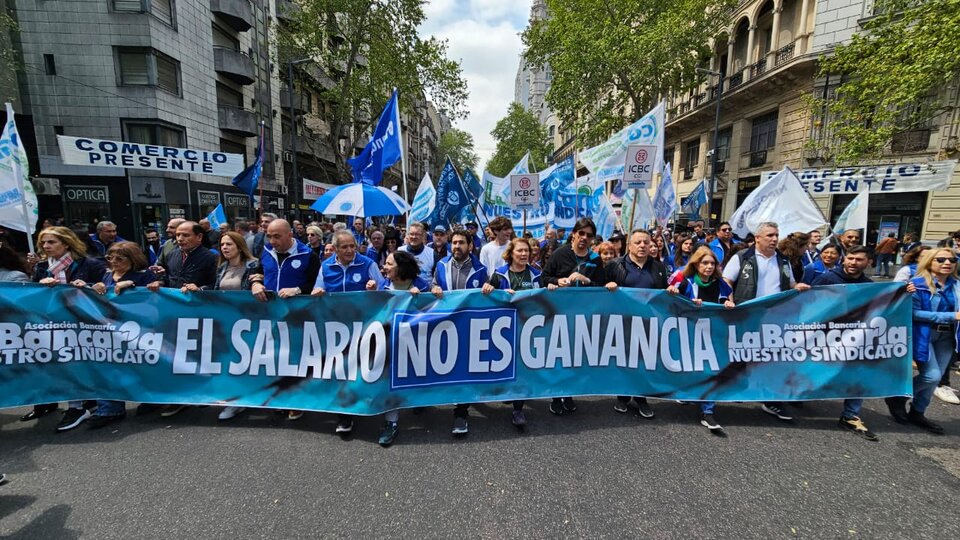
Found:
[252,219,321,302]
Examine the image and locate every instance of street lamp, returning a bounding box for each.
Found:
[287,57,313,221]
[696,67,722,230]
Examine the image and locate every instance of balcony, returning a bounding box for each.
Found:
[218,105,258,137]
[748,150,768,168]
[214,47,255,85]
[727,72,743,90]
[210,0,253,32]
[280,88,306,113]
[891,129,930,153]
[693,92,708,107]
[750,59,767,78]
[775,42,796,67]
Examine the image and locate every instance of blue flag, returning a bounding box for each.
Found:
[347,89,403,185]
[428,158,469,227]
[681,180,708,218]
[463,168,483,200]
[206,203,227,230]
[231,123,263,202]
[653,163,678,227]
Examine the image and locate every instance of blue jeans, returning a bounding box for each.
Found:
[842,399,862,418]
[700,402,715,414]
[913,330,957,413]
[95,400,126,417]
[876,253,894,276]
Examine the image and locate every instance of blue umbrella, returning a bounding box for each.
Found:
[309,182,411,218]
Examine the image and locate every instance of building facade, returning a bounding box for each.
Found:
[666,0,960,241]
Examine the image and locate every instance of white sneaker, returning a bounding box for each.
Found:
[933,386,960,405]
[218,406,246,421]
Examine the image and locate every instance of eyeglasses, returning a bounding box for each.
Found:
[105,254,128,262]
[934,257,958,264]
[575,230,595,239]
[719,228,732,232]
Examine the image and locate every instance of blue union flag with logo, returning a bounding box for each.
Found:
[428,157,469,227]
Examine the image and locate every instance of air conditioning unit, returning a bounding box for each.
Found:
[283,151,294,163]
[31,177,61,195]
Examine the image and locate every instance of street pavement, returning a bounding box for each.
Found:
[0,394,959,539]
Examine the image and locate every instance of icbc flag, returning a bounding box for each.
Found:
[510,173,541,210]
[623,144,657,189]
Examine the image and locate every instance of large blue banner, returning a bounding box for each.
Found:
[0,283,911,414]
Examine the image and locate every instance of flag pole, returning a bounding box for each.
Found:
[393,88,409,225]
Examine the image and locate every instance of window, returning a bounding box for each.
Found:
[113,0,144,12]
[749,111,778,153]
[684,139,700,179]
[151,0,174,26]
[212,24,239,50]
[714,127,732,161]
[663,146,674,166]
[216,83,243,108]
[220,138,247,166]
[116,48,181,96]
[43,54,56,75]
[123,120,186,148]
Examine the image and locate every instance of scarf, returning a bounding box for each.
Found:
[693,274,714,288]
[48,253,74,284]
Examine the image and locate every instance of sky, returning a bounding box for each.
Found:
[419,0,531,172]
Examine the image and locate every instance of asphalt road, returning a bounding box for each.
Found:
[0,396,958,539]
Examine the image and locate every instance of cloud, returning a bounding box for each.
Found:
[421,1,529,171]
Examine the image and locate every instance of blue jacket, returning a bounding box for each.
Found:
[88,233,125,257]
[489,263,541,290]
[381,276,429,291]
[318,252,382,292]
[708,238,731,265]
[911,276,960,362]
[434,254,488,291]
[102,268,157,288]
[678,276,732,303]
[261,240,315,292]
[667,252,690,272]
[800,259,836,285]
[146,244,160,265]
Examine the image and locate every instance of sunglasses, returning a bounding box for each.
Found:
[934,257,958,264]
[575,230,595,239]
[719,228,732,232]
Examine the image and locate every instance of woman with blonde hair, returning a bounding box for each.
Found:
[890,247,960,433]
[667,246,734,435]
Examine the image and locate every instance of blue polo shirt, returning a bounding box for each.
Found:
[623,257,659,289]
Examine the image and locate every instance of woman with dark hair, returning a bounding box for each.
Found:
[482,238,541,429]
[84,241,157,429]
[366,250,427,447]
[378,229,401,268]
[778,232,810,282]
[667,234,694,272]
[0,242,29,282]
[22,227,106,430]
[608,233,626,257]
[667,246,734,435]
[542,217,607,415]
[801,244,841,285]
[540,238,559,267]
[894,245,931,282]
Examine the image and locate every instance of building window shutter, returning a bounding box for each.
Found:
[119,51,150,85]
[151,0,173,24]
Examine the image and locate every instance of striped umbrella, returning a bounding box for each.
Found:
[309,182,411,218]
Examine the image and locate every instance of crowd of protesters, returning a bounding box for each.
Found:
[1,213,958,451]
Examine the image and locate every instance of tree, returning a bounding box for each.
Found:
[523,0,736,147]
[436,128,479,174]
[486,103,553,177]
[0,10,19,103]
[808,0,960,164]
[277,0,469,178]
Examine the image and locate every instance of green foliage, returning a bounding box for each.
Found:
[0,9,20,102]
[810,0,960,163]
[437,128,479,173]
[486,103,553,177]
[522,0,735,147]
[277,0,468,174]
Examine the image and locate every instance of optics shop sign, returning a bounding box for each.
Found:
[510,173,541,210]
[58,136,244,177]
[622,144,657,189]
[761,161,957,194]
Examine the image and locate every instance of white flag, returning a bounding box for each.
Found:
[579,102,665,185]
[730,166,826,238]
[620,187,655,231]
[482,152,531,205]
[652,162,678,227]
[832,189,869,235]
[410,172,436,224]
[0,103,38,235]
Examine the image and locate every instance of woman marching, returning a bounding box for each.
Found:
[800,243,841,285]
[482,238,542,429]
[667,246,735,435]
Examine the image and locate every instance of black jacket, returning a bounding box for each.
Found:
[161,245,218,289]
[604,255,669,289]
[541,244,607,287]
[33,257,106,284]
[213,259,262,291]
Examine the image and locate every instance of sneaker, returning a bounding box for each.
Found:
[884,397,910,424]
[636,398,655,419]
[452,416,469,435]
[160,404,189,417]
[562,397,577,413]
[55,408,91,432]
[613,401,629,413]
[135,403,161,416]
[761,404,793,421]
[0,473,6,485]
[700,413,722,431]
[20,404,57,422]
[907,410,945,435]
[378,421,399,447]
[87,413,126,430]
[335,418,353,434]
[218,406,246,421]
[838,416,879,441]
[512,410,527,428]
[549,399,565,416]
[933,386,960,405]
[287,410,304,421]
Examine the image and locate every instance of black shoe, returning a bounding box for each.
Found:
[452,416,469,435]
[87,413,126,430]
[160,404,190,417]
[761,403,793,421]
[335,418,354,434]
[907,410,944,434]
[884,397,909,424]
[378,421,399,447]
[20,404,58,422]
[636,398,655,419]
[700,413,722,431]
[55,408,91,432]
[549,399,564,416]
[561,397,577,413]
[0,473,6,486]
[838,416,879,441]
[135,403,162,416]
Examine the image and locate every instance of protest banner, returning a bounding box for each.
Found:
[58,135,244,177]
[0,283,911,414]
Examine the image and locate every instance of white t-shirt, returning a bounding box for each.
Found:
[479,240,509,276]
[398,244,435,287]
[722,250,795,298]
